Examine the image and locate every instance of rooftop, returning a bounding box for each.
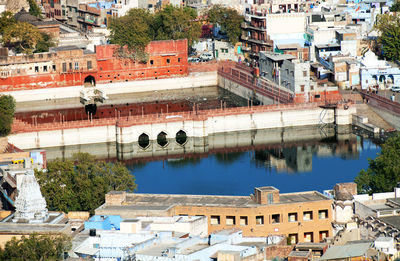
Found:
[98,190,330,215]
[261,51,296,62]
[256,186,278,192]
[319,243,373,260]
[275,43,302,50]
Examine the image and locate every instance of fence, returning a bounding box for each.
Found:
[218,62,294,104]
[359,90,400,115]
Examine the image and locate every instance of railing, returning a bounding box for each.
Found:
[218,62,294,104]
[359,90,400,115]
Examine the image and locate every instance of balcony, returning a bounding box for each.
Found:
[247,38,273,46]
[241,22,267,31]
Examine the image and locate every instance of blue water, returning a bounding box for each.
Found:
[128,138,381,195]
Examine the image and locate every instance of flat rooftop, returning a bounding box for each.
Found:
[260,51,296,61]
[97,191,330,214]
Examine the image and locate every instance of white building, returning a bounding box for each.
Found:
[360,50,400,90]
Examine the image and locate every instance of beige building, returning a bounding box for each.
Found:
[97,186,333,243]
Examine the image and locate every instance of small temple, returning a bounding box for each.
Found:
[12,170,49,223]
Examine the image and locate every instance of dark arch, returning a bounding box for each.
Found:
[84,75,96,87]
[388,74,394,83]
[138,133,150,149]
[175,130,187,145]
[379,75,386,83]
[157,131,168,147]
[85,103,97,116]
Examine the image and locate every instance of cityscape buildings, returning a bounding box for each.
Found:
[0,0,400,259]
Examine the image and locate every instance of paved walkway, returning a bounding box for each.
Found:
[339,89,394,131]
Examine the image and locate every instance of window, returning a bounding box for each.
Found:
[69,62,72,70]
[288,213,298,222]
[226,216,236,225]
[304,232,313,242]
[288,234,298,245]
[35,66,39,72]
[303,211,313,221]
[271,214,280,224]
[319,231,329,241]
[150,60,154,65]
[178,58,181,62]
[291,71,294,77]
[267,193,273,204]
[75,62,79,70]
[17,69,20,74]
[240,216,248,225]
[62,63,67,72]
[303,70,307,77]
[256,216,264,225]
[300,85,305,92]
[52,65,56,71]
[310,85,314,91]
[166,58,170,64]
[319,209,328,219]
[211,215,220,225]
[43,65,47,72]
[87,60,92,69]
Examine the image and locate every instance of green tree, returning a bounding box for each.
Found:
[374,14,400,61]
[27,0,42,18]
[390,1,400,12]
[35,152,136,213]
[355,134,400,194]
[0,11,16,35]
[206,5,244,45]
[109,8,154,61]
[0,233,71,261]
[153,5,201,48]
[0,95,16,137]
[2,22,43,54]
[35,32,55,53]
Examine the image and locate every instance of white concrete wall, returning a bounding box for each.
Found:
[3,72,218,103]
[7,105,357,150]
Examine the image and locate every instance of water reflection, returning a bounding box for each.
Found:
[37,125,383,194]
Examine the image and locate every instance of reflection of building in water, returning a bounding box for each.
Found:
[253,135,361,173]
[255,146,313,173]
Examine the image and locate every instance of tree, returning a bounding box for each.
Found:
[35,32,55,53]
[0,11,16,35]
[153,5,201,48]
[0,95,16,137]
[35,152,136,213]
[2,22,43,54]
[0,233,71,261]
[390,1,400,12]
[355,134,400,194]
[374,14,400,61]
[27,0,42,18]
[109,8,154,61]
[206,5,244,45]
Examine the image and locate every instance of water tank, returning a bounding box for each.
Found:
[89,229,96,237]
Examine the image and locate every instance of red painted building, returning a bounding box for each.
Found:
[0,39,188,92]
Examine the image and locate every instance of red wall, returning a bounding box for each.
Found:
[0,39,189,92]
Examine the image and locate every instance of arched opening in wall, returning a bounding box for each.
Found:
[85,103,97,116]
[388,74,394,84]
[379,75,386,83]
[138,133,150,149]
[157,131,168,147]
[176,130,187,146]
[84,75,96,87]
[372,75,378,85]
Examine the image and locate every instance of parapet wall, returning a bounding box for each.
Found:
[9,102,355,149]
